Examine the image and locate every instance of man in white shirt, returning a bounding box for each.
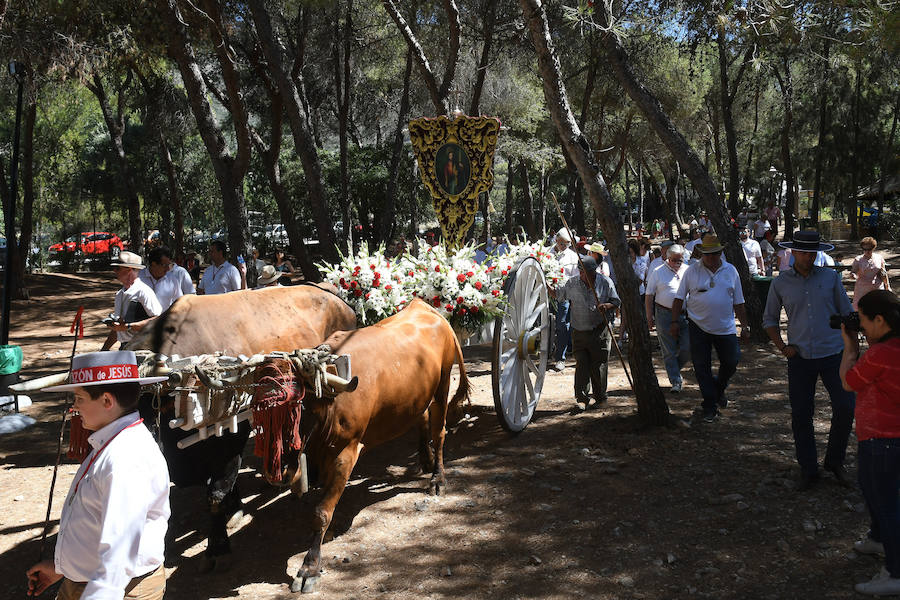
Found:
[645,244,691,393]
[671,234,750,422]
[644,240,673,286]
[697,212,711,230]
[551,227,580,371]
[101,252,163,351]
[739,227,764,276]
[198,240,242,295]
[753,215,771,242]
[139,246,196,310]
[27,351,170,600]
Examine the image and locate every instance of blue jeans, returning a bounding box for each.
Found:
[655,306,691,386]
[786,353,855,475]
[858,438,900,577]
[688,320,740,413]
[554,300,571,361]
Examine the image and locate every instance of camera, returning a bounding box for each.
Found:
[829,312,860,332]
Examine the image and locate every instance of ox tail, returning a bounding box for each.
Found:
[447,334,471,427]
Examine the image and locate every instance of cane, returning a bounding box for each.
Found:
[36,307,84,564]
[549,194,634,391]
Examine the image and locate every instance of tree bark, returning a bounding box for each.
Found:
[810,38,831,226]
[773,61,797,240]
[248,0,337,261]
[159,0,253,279]
[849,65,862,240]
[505,161,513,237]
[381,47,414,244]
[717,32,753,217]
[876,91,899,240]
[597,17,765,341]
[382,0,460,116]
[17,86,36,287]
[469,0,496,115]
[741,82,760,207]
[332,1,354,250]
[86,71,143,253]
[520,0,669,425]
[520,160,535,240]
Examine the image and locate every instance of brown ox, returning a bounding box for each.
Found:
[250,299,470,593]
[127,283,357,564]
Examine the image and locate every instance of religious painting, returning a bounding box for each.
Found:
[409,114,502,249]
[435,143,470,197]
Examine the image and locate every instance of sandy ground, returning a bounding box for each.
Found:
[1,239,898,600]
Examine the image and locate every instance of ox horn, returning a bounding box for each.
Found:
[323,373,359,393]
[9,372,69,393]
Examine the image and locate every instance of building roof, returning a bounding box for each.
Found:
[856,175,900,199]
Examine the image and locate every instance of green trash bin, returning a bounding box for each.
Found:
[752,275,773,303]
[0,344,22,376]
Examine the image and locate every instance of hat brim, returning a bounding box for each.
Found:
[256,274,282,285]
[777,241,834,252]
[110,262,145,269]
[699,245,725,254]
[42,376,169,392]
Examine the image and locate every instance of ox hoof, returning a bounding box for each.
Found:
[428,479,446,496]
[291,575,320,594]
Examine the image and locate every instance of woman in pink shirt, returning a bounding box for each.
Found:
[851,237,892,309]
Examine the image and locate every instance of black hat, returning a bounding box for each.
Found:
[578,256,598,276]
[778,230,834,253]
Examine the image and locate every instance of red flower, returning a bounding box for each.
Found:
[492,290,500,297]
[372,280,380,288]
[470,306,479,314]
[474,281,483,291]
[553,278,559,284]
[408,270,414,277]
[501,270,508,276]
[467,271,474,278]
[445,304,454,311]
[339,278,345,285]
[482,299,488,304]
[341,282,350,290]
[456,296,464,304]
[560,267,564,273]
[385,285,392,291]
[433,297,442,307]
[365,292,371,300]
[457,273,466,283]
[370,264,376,270]
[435,266,441,272]
[457,308,467,316]
[350,280,358,288]
[353,289,363,297]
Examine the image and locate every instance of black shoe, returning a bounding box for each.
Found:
[702,409,719,423]
[796,471,820,492]
[717,392,728,409]
[824,464,853,488]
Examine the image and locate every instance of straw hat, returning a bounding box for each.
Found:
[110,251,145,270]
[41,351,167,392]
[587,242,606,254]
[256,265,281,286]
[699,234,725,254]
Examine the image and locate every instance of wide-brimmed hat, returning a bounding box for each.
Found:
[256,265,281,286]
[778,230,834,253]
[556,227,572,243]
[41,351,168,392]
[110,251,145,270]
[699,234,725,254]
[660,239,675,248]
[578,256,598,277]
[587,242,606,254]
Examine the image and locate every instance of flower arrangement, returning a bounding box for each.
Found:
[319,239,564,332]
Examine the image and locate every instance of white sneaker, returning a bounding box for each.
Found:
[554,361,565,372]
[855,538,886,556]
[670,381,682,394]
[855,569,900,596]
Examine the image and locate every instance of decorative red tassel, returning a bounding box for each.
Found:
[67,412,91,462]
[251,360,304,482]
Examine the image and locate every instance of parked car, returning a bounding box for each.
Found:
[49,231,124,259]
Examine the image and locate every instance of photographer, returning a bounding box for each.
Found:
[839,290,900,596]
[763,231,855,491]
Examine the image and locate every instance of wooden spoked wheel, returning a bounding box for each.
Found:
[491,257,550,433]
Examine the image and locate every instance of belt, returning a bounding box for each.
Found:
[71,564,162,587]
[655,303,686,315]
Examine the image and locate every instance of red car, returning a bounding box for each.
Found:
[49,232,124,258]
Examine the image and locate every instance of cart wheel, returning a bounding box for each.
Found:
[492,257,550,433]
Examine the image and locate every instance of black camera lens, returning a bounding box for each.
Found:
[829,312,860,331]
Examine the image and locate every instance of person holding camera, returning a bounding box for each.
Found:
[838,290,900,596]
[763,230,856,491]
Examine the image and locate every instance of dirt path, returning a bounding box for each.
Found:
[1,241,897,599]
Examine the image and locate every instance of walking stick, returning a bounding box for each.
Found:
[36,307,84,564]
[549,194,634,391]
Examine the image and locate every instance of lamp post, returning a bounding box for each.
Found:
[2,61,26,346]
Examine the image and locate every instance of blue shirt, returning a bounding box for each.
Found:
[762,265,852,359]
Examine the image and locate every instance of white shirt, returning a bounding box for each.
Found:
[685,238,702,253]
[139,265,195,310]
[675,260,745,335]
[741,238,763,276]
[56,412,170,599]
[754,219,771,238]
[199,261,241,295]
[645,257,664,283]
[113,279,162,344]
[646,261,689,309]
[554,246,580,280]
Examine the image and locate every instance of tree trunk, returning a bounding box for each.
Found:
[17,87,36,287]
[741,82,760,207]
[876,91,899,240]
[773,61,797,240]
[520,160,535,240]
[849,65,862,240]
[572,179,585,235]
[86,71,143,254]
[717,31,752,217]
[248,0,337,261]
[520,0,670,425]
[706,99,726,205]
[505,161,514,237]
[382,48,414,244]
[597,19,765,341]
[811,38,831,226]
[333,1,354,250]
[469,0,496,115]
